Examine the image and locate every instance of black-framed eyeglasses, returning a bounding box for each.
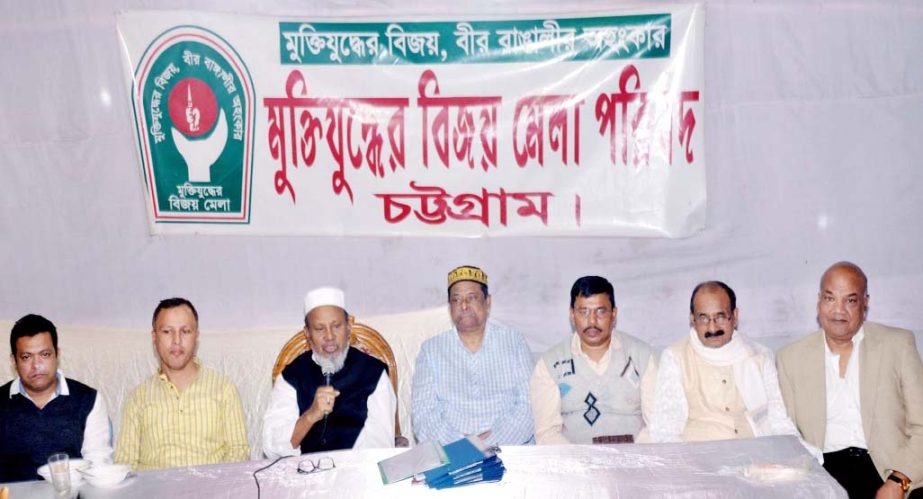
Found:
[297,456,335,475]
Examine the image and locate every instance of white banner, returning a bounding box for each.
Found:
[117,6,705,237]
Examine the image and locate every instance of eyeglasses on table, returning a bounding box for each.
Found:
[297,456,335,475]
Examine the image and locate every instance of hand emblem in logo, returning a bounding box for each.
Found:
[168,78,226,183]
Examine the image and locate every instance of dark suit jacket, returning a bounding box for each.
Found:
[777,321,923,488]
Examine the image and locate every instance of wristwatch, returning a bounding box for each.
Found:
[887,472,911,493]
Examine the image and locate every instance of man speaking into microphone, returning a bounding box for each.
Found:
[646,281,812,451]
[262,287,396,458]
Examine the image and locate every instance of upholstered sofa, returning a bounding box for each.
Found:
[0,306,453,459]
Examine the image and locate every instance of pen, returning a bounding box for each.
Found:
[620,356,633,377]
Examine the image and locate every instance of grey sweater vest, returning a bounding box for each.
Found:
[542,332,651,443]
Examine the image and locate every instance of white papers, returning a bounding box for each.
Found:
[377,440,448,485]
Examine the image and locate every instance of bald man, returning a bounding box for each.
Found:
[778,262,923,498]
[648,281,802,444]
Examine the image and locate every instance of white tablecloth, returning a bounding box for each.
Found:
[5,436,845,498]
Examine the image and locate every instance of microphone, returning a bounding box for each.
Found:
[316,355,336,387]
[317,359,336,447]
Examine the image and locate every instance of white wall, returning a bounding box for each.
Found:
[1,0,921,356]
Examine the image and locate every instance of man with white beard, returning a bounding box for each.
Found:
[647,281,807,446]
[262,287,396,457]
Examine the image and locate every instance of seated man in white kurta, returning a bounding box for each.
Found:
[262,287,396,458]
[648,281,804,444]
[530,276,655,444]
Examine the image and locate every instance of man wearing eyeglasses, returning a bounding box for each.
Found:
[412,265,535,446]
[648,281,804,445]
[777,262,923,498]
[530,276,655,445]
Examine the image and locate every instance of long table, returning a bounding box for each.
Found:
[5,436,845,498]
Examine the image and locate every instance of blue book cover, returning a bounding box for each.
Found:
[422,436,496,484]
[427,457,505,489]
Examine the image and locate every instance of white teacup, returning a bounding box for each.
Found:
[81,464,132,487]
[37,458,90,488]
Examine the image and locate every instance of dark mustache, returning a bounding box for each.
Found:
[704,330,725,339]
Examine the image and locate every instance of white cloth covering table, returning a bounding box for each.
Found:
[4,436,844,498]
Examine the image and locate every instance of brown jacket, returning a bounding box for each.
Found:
[777,321,923,488]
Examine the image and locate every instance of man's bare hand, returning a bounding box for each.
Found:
[875,480,905,499]
[306,385,340,422]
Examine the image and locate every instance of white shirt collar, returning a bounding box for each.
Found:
[569,331,620,364]
[9,370,69,402]
[823,326,865,356]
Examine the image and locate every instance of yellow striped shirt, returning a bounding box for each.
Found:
[115,361,250,470]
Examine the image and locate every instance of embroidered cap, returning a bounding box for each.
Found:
[303,287,346,316]
[447,265,488,290]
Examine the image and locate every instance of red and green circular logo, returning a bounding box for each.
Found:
[167,77,218,137]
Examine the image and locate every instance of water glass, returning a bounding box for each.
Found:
[47,453,71,497]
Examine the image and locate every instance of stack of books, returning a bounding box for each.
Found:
[377,435,505,489]
[422,436,504,489]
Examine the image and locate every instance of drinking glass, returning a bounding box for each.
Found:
[47,453,71,497]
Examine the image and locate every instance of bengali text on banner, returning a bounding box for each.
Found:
[117,5,705,237]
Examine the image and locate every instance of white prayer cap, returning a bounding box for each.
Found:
[303,287,346,316]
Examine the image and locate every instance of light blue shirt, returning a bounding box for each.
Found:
[412,320,534,446]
